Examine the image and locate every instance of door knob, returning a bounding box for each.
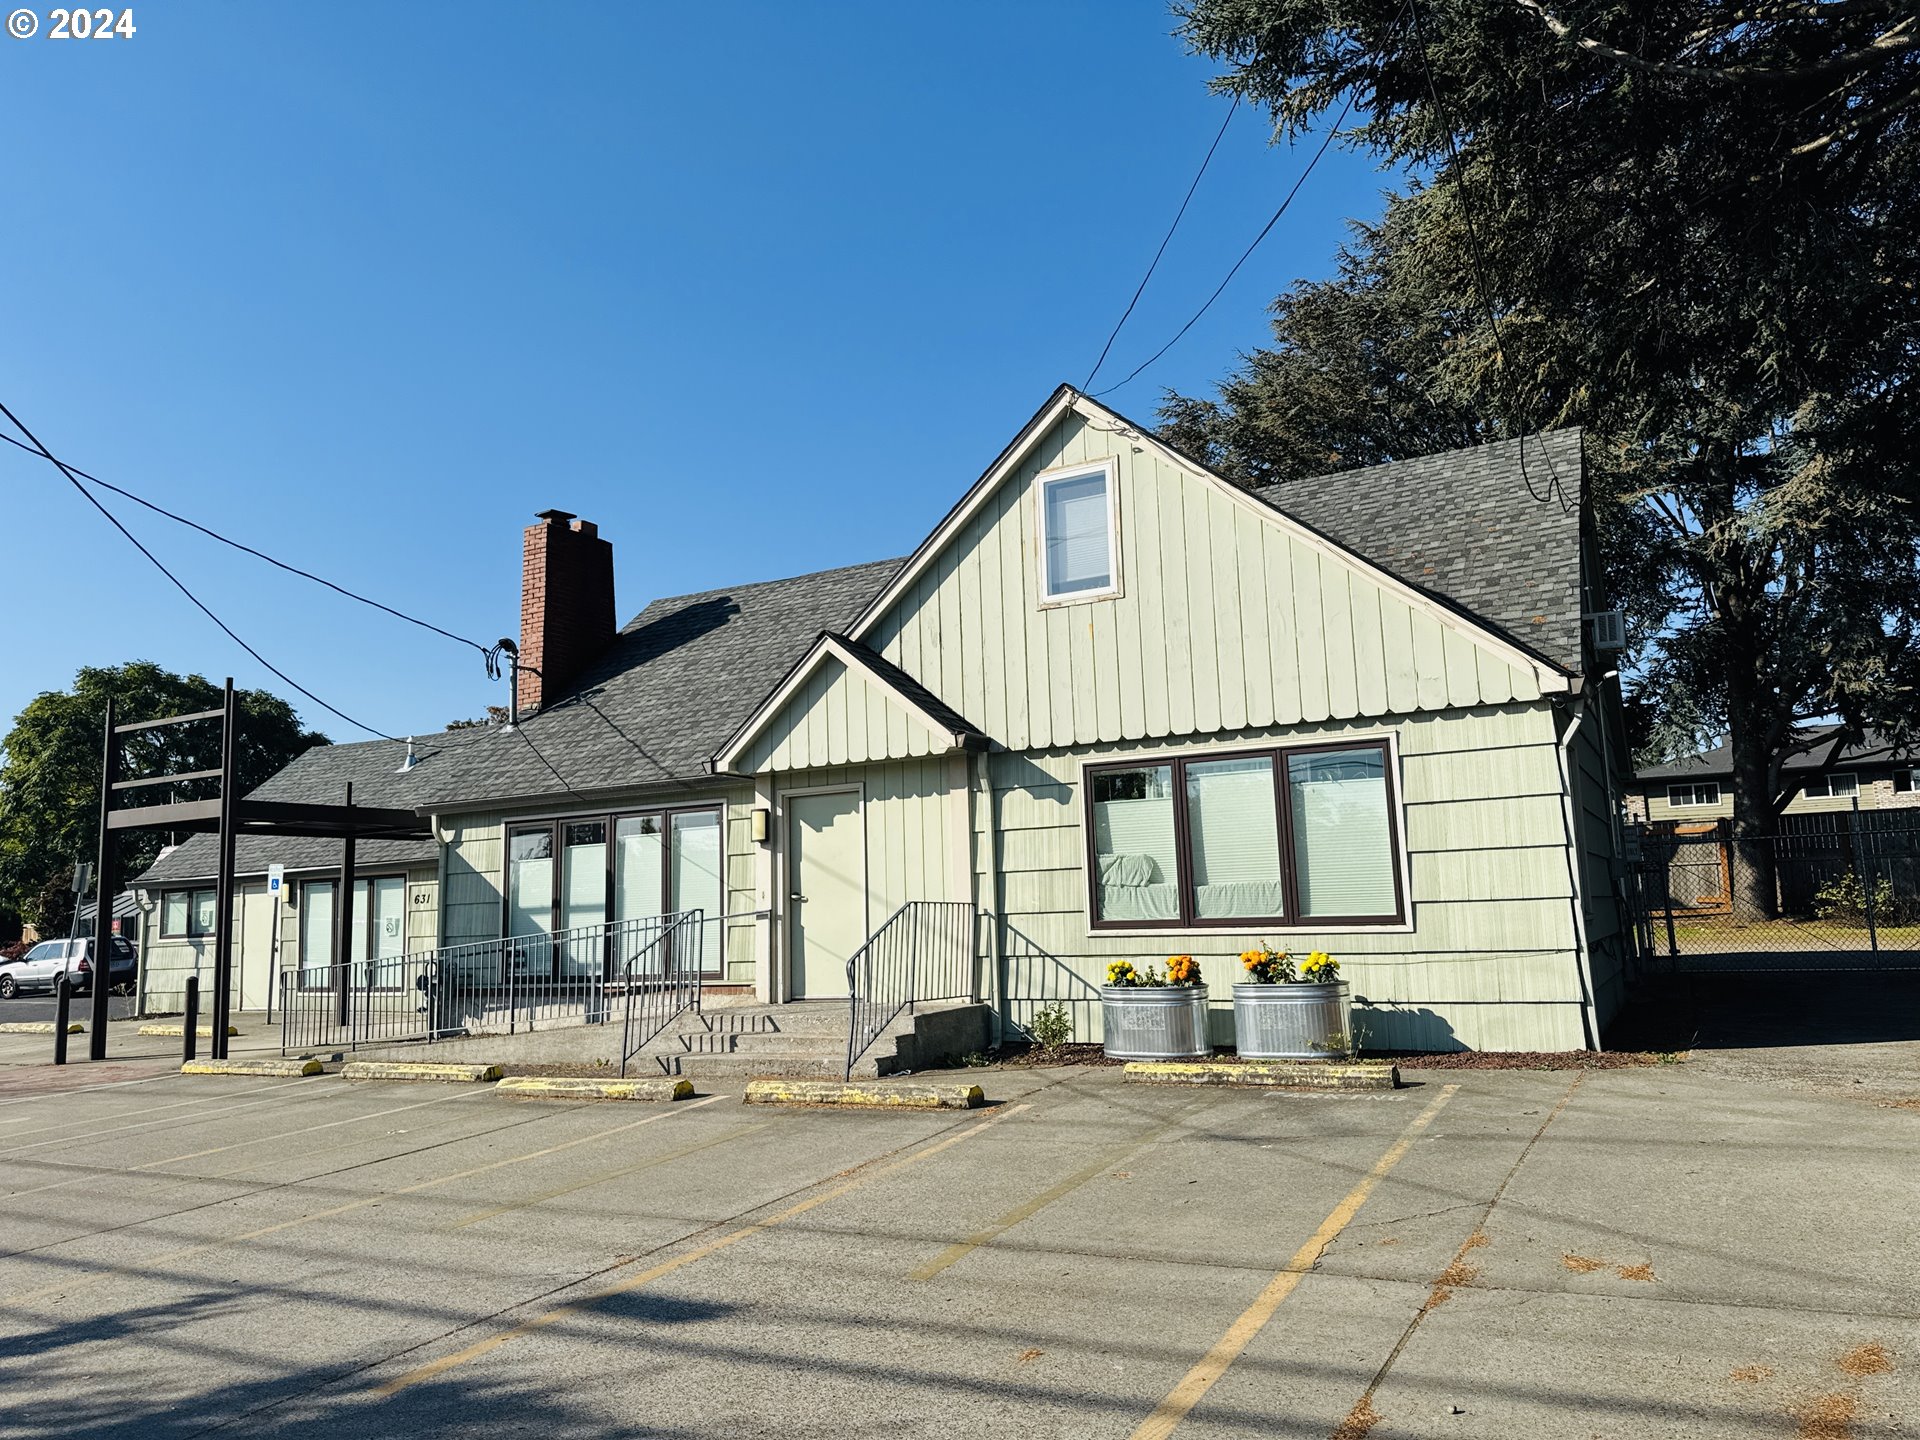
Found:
[790,893,805,902]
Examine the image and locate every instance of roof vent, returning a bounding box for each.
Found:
[395,736,417,774]
[1586,610,1627,653]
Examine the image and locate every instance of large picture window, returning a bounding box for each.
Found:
[1085,741,1404,928]
[506,803,724,976]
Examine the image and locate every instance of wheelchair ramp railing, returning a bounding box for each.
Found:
[620,909,706,1075]
[279,912,701,1055]
[844,901,977,1077]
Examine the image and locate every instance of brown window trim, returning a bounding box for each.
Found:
[158,887,216,939]
[502,803,725,978]
[297,873,409,990]
[1083,738,1406,931]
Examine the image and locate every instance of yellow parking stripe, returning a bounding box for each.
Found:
[1127,1084,1460,1440]
[373,1101,1034,1396]
[910,1107,1200,1282]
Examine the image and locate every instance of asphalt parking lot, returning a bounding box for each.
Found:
[0,1048,1914,1440]
[0,992,138,1026]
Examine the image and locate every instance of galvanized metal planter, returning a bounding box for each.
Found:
[1100,985,1211,1060]
[1231,982,1352,1059]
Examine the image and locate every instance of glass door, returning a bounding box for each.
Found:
[362,877,407,988]
[613,814,667,976]
[299,881,335,989]
[506,827,555,979]
[560,821,608,977]
[670,810,723,977]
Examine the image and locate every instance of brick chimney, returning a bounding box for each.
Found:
[518,509,614,715]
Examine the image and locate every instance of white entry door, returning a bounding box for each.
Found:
[237,885,276,1011]
[787,790,865,999]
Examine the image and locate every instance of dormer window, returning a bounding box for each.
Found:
[1037,460,1120,603]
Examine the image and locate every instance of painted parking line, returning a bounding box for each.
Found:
[1,1093,729,1308]
[1127,1083,1460,1440]
[3,1086,492,1202]
[444,1122,771,1231]
[372,1101,1036,1397]
[909,1103,1205,1283]
[1331,1074,1582,1437]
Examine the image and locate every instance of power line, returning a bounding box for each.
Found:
[1084,95,1241,391]
[0,401,401,741]
[1089,93,1355,400]
[1407,0,1576,514]
[0,429,491,654]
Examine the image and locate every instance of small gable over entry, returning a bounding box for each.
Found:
[718,634,988,775]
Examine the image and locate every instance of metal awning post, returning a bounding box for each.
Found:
[88,698,119,1061]
[211,681,240,1060]
[335,782,356,1032]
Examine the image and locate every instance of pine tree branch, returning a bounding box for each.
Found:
[1514,0,1918,84]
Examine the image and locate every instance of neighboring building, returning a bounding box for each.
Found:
[138,387,1630,1051]
[1625,728,1920,825]
[133,741,454,1013]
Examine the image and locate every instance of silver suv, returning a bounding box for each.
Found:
[0,936,136,998]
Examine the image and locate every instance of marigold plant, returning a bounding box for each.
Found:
[1239,945,1295,984]
[1106,960,1140,987]
[1164,954,1200,986]
[1298,951,1339,984]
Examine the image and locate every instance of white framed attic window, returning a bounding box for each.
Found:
[1036,459,1121,605]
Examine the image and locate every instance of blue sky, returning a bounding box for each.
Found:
[0,1,1393,743]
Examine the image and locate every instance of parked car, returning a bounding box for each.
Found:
[0,936,136,998]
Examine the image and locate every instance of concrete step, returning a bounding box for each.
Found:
[634,1051,885,1080]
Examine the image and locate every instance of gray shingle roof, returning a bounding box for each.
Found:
[1636,727,1915,781]
[408,557,906,809]
[1249,430,1586,673]
[134,733,460,886]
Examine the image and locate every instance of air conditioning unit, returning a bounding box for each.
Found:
[1585,610,1627,653]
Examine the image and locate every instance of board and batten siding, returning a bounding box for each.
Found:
[774,756,968,919]
[738,653,955,773]
[864,410,1548,757]
[987,702,1592,1053]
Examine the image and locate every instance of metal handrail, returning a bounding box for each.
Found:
[619,909,706,1076]
[278,912,702,1056]
[844,900,977,1077]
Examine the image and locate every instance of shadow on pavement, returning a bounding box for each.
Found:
[1609,970,1920,1052]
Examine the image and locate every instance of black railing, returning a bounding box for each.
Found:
[620,910,707,1076]
[278,912,702,1055]
[844,901,977,1077]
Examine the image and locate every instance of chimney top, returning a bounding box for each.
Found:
[535,508,577,525]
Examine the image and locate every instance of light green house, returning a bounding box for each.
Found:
[137,386,1630,1056]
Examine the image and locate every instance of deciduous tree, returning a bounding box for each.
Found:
[0,664,326,926]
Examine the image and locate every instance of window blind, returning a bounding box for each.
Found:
[1288,757,1395,918]
[671,812,723,972]
[299,883,334,984]
[1092,768,1180,922]
[1185,758,1284,919]
[1043,472,1112,595]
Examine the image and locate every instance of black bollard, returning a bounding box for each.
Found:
[183,975,200,1064]
[53,975,71,1066]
